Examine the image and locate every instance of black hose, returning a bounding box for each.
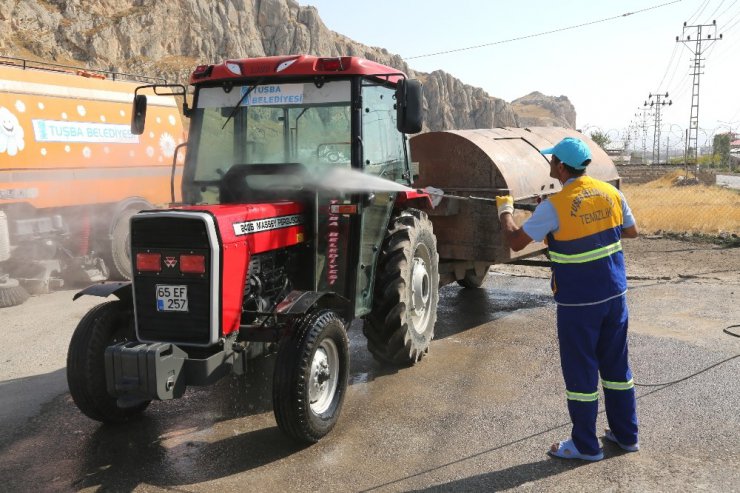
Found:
[723,324,740,338]
[634,324,740,387]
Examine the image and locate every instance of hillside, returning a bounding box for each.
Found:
[511,91,576,128]
[0,0,573,130]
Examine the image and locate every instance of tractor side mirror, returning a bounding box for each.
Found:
[131,94,148,135]
[396,79,423,134]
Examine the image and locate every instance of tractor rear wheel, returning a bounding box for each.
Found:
[67,301,150,422]
[107,208,138,280]
[457,266,490,289]
[364,209,439,366]
[273,310,349,443]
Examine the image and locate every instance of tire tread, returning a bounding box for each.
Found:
[363,209,439,366]
[67,301,149,423]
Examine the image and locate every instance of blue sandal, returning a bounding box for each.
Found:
[548,438,604,461]
[604,429,640,452]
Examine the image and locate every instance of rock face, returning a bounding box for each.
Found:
[420,70,519,130]
[0,0,572,130]
[511,92,576,128]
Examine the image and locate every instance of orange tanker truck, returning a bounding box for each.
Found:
[0,57,186,307]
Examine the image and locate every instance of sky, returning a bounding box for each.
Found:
[298,0,740,149]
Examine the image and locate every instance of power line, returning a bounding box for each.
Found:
[716,0,739,19]
[687,0,712,24]
[405,0,684,59]
[699,4,740,64]
[721,7,740,29]
[706,0,727,20]
[665,53,689,93]
[656,43,680,93]
[693,0,713,22]
[717,5,740,24]
[667,68,692,101]
[702,38,722,56]
[709,30,740,66]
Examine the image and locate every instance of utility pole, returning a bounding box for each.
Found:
[676,20,722,169]
[635,108,651,165]
[622,126,632,158]
[684,128,689,173]
[666,135,669,163]
[644,93,672,164]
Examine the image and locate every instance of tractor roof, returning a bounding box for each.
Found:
[189,55,406,85]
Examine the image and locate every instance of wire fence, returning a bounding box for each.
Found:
[618,165,740,241]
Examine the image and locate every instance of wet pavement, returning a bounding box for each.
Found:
[1,270,739,492]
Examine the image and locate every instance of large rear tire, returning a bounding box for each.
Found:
[364,209,439,366]
[273,310,349,443]
[107,208,138,280]
[66,301,150,422]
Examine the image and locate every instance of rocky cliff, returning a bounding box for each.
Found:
[511,92,576,128]
[0,0,573,130]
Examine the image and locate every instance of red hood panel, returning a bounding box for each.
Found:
[179,201,306,254]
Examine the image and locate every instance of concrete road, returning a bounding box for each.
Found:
[1,243,739,492]
[716,174,740,190]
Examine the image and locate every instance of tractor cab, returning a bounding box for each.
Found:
[132,55,425,319]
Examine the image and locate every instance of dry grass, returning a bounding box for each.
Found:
[622,170,740,235]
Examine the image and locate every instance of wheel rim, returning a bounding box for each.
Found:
[309,337,339,415]
[409,244,432,335]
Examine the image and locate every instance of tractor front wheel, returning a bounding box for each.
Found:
[272,310,349,443]
[66,301,150,423]
[364,209,439,366]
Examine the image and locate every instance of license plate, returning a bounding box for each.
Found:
[156,284,188,312]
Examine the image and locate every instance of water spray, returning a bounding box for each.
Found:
[299,167,544,211]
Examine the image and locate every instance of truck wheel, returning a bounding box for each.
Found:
[66,301,150,422]
[108,208,138,280]
[0,277,30,308]
[273,310,349,443]
[364,209,439,366]
[457,266,490,289]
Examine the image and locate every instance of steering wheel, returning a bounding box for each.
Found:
[219,163,308,203]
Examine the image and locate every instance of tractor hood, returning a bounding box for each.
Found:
[178,201,306,253]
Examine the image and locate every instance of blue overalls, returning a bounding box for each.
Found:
[547,176,639,455]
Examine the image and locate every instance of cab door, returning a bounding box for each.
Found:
[353,81,409,317]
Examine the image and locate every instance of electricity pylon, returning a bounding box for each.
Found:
[676,20,722,167]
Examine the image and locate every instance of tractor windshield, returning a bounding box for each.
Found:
[187,80,351,191]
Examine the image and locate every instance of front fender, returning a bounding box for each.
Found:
[73,281,132,304]
[275,290,350,319]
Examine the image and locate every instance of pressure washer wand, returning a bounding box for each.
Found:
[419,187,542,211]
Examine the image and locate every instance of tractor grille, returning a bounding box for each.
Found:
[131,216,211,249]
[131,214,217,346]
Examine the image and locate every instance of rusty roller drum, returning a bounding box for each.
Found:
[409,127,620,287]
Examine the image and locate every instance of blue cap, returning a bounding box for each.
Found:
[540,137,592,169]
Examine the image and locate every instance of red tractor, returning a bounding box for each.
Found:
[66,55,438,443]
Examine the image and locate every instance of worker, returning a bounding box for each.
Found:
[496,137,639,461]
